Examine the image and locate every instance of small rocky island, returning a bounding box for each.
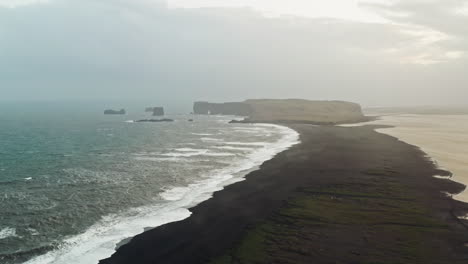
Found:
[145,107,165,116]
[134,118,174,123]
[104,109,126,115]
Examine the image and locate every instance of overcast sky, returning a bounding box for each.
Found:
[1,0,467,107]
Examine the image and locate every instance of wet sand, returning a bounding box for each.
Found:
[100,125,468,264]
[346,114,468,203]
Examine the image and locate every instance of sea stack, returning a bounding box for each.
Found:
[104,109,126,115]
[152,107,164,116]
[145,107,165,116]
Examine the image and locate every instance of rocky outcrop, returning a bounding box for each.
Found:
[104,109,126,115]
[135,119,174,123]
[193,102,252,116]
[145,107,165,116]
[194,99,367,124]
[152,107,165,116]
[244,99,367,124]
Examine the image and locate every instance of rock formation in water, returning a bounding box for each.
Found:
[152,107,165,116]
[194,99,367,124]
[104,109,126,115]
[145,107,165,116]
[135,118,174,123]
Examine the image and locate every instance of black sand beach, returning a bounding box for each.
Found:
[100,125,468,264]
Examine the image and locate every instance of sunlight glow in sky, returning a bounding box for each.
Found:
[168,0,390,23]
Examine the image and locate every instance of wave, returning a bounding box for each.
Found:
[160,150,209,157]
[159,124,299,204]
[0,227,16,240]
[213,146,254,151]
[202,153,235,157]
[24,124,300,264]
[224,141,267,146]
[173,148,205,152]
[191,133,213,136]
[136,151,235,160]
[23,206,191,264]
[200,137,222,142]
[134,157,188,162]
[0,177,33,185]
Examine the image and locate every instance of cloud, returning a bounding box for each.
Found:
[361,0,468,64]
[0,0,467,106]
[0,0,49,8]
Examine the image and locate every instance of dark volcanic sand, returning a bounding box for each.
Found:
[100,125,468,264]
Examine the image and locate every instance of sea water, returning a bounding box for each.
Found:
[0,103,299,264]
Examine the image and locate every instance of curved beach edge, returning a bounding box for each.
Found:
[100,124,468,264]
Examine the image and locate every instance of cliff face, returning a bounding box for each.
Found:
[104,109,126,115]
[193,102,252,116]
[194,99,366,124]
[145,107,165,116]
[152,107,165,116]
[245,99,366,124]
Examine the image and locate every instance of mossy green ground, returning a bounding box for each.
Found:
[209,171,452,264]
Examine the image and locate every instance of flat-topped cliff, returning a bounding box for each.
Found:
[104,109,126,115]
[193,102,252,116]
[194,99,367,124]
[245,99,366,124]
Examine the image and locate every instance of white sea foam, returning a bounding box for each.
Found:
[179,143,197,146]
[24,206,191,264]
[233,127,264,133]
[202,153,236,157]
[136,150,235,159]
[200,137,222,142]
[224,142,267,146]
[134,157,187,162]
[213,146,254,151]
[0,227,16,240]
[25,124,300,264]
[25,177,33,181]
[160,124,300,205]
[191,133,214,136]
[160,150,209,157]
[174,148,205,152]
[27,228,40,236]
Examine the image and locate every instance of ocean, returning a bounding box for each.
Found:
[0,103,299,264]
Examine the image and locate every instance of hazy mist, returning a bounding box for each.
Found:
[1,0,467,108]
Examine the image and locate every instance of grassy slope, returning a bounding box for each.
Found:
[245,99,366,123]
[209,168,460,264]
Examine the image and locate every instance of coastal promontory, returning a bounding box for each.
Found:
[194,99,367,124]
[104,109,126,115]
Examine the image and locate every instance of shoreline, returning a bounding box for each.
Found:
[100,124,468,264]
[343,114,468,203]
[19,123,299,264]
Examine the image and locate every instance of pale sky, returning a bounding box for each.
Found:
[168,0,389,22]
[1,0,467,108]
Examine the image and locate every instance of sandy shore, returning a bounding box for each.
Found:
[344,114,468,203]
[100,125,468,264]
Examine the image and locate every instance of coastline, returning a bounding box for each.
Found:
[343,114,468,203]
[100,124,468,264]
[19,123,299,264]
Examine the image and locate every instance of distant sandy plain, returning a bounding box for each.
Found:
[344,113,468,204]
